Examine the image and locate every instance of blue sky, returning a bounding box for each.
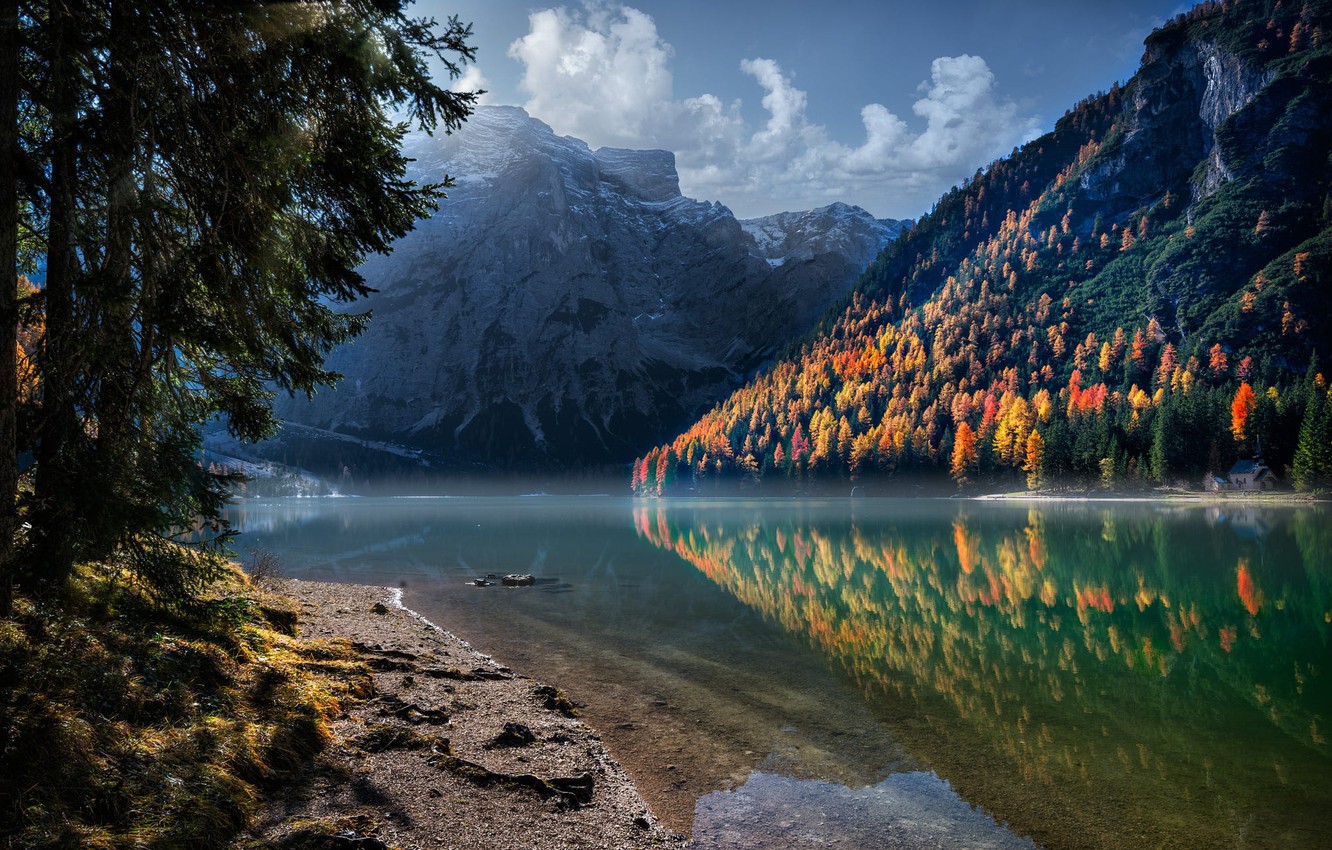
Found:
[417,1,1189,219]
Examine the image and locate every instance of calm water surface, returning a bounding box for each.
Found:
[225,496,1332,849]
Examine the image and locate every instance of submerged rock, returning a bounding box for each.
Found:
[471,573,536,588]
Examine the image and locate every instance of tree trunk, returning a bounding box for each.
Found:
[90,0,138,559]
[0,0,17,614]
[32,0,82,588]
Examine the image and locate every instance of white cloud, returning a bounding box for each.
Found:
[507,6,673,147]
[451,64,493,105]
[507,4,1041,218]
[740,58,810,161]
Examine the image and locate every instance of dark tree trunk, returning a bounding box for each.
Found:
[32,0,81,588]
[91,0,138,559]
[0,0,17,614]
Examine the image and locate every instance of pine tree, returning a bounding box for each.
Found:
[1292,384,1332,490]
[1150,408,1169,484]
[12,2,478,597]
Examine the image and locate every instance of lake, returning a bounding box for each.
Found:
[225,496,1332,849]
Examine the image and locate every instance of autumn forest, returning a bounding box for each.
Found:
[633,0,1332,496]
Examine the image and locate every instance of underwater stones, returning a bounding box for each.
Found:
[470,573,536,588]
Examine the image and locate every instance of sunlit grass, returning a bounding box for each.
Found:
[0,557,371,848]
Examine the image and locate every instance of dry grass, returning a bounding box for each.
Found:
[0,558,371,849]
[242,548,284,588]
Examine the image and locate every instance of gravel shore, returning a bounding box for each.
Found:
[252,578,687,850]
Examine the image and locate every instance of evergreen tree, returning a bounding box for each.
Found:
[1292,382,1332,490]
[11,1,477,598]
[1149,404,1170,484]
[0,0,15,614]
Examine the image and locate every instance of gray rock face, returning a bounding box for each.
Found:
[741,202,896,273]
[274,106,901,470]
[1193,40,1276,199]
[1079,34,1274,206]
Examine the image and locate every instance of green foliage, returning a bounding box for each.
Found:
[10,2,477,595]
[1292,380,1332,490]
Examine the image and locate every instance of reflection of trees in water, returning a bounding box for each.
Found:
[634,504,1332,849]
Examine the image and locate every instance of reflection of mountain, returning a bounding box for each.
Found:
[635,503,1332,850]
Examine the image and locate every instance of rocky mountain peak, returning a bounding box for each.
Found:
[1081,22,1282,209]
[265,106,903,476]
[741,203,904,271]
[592,147,681,204]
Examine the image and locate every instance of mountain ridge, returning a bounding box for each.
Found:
[258,106,903,479]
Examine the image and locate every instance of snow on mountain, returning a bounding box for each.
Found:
[741,203,904,271]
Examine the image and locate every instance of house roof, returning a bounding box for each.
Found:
[1229,458,1263,475]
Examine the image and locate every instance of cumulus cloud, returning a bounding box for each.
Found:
[508,5,673,147]
[508,4,1041,218]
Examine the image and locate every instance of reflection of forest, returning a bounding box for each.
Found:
[635,503,1332,850]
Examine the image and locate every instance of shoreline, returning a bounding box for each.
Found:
[229,488,1329,506]
[255,577,687,850]
[971,489,1326,504]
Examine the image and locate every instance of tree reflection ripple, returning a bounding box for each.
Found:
[634,501,1332,850]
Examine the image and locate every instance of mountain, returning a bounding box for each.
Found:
[265,106,902,475]
[634,0,1332,494]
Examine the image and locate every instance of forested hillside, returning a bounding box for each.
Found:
[634,0,1332,494]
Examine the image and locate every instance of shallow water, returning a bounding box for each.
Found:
[226,496,1332,849]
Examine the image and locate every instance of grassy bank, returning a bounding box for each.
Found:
[0,560,373,849]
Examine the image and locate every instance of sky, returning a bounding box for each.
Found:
[416,0,1190,220]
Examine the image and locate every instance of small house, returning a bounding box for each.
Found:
[1204,455,1278,492]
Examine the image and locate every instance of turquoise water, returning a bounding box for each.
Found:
[226,496,1332,849]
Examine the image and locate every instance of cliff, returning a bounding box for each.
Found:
[265,107,901,474]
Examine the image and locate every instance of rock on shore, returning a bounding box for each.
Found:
[251,579,685,850]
